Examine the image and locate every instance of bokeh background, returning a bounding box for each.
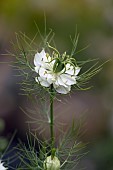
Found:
[0,0,113,169]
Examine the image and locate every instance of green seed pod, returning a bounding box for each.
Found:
[53,58,64,73]
[44,156,60,170]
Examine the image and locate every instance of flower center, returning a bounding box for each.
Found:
[53,58,64,73]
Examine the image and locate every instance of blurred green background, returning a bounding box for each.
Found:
[0,0,113,169]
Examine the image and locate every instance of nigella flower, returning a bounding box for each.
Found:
[0,160,7,170]
[34,49,80,94]
[43,155,60,170]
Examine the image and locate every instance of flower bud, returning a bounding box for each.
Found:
[44,156,60,170]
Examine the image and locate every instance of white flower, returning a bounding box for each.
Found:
[0,160,7,170]
[34,49,80,94]
[43,156,60,170]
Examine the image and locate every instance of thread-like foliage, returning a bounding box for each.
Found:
[5,28,104,98]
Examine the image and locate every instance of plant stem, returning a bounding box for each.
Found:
[50,84,54,148]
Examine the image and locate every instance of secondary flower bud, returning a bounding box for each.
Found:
[44,156,60,170]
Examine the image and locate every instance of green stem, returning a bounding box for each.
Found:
[50,84,54,148]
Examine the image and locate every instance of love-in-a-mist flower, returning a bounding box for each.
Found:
[43,155,60,170]
[0,160,7,170]
[34,49,80,94]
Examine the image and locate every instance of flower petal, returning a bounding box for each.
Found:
[39,67,49,78]
[54,84,71,94]
[38,77,50,87]
[75,67,81,75]
[34,49,46,67]
[0,160,7,170]
[43,52,51,63]
[65,63,75,75]
[46,74,55,84]
[34,66,40,73]
[60,74,76,85]
[57,76,67,87]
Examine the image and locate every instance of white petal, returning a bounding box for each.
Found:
[38,67,55,85]
[51,59,56,66]
[39,67,49,78]
[40,49,51,64]
[34,66,40,73]
[53,80,59,87]
[43,53,51,63]
[54,85,71,94]
[65,63,75,75]
[60,74,76,85]
[0,161,7,170]
[40,49,47,61]
[57,76,67,87]
[75,67,81,75]
[34,49,46,67]
[46,74,55,84]
[41,49,46,57]
[38,77,50,87]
